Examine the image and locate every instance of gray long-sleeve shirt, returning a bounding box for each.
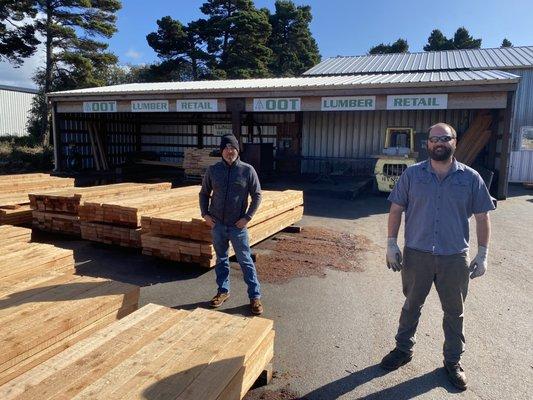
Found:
[199,158,262,226]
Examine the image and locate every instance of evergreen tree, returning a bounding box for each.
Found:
[199,0,272,79]
[267,0,320,77]
[423,29,454,51]
[452,27,481,49]
[501,38,513,48]
[369,38,409,54]
[0,1,39,65]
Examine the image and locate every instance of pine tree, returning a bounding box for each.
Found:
[423,29,454,51]
[501,38,513,48]
[452,27,481,49]
[267,0,320,77]
[0,1,39,65]
[369,38,409,55]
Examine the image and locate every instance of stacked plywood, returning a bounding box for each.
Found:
[455,113,493,165]
[183,148,218,181]
[141,190,304,267]
[0,174,75,225]
[0,304,274,399]
[30,182,172,235]
[0,225,140,385]
[79,186,200,248]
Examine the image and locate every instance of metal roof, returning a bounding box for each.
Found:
[303,46,533,76]
[0,84,39,94]
[48,70,519,98]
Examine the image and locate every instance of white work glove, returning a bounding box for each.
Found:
[469,246,488,279]
[386,237,403,272]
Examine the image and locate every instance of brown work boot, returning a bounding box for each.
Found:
[444,361,467,390]
[250,298,263,315]
[380,348,413,371]
[210,292,230,308]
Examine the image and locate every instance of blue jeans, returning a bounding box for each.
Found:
[211,223,261,299]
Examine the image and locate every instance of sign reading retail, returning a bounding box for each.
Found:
[176,99,218,112]
[321,96,376,111]
[131,100,169,112]
[83,101,117,113]
[387,94,448,110]
[253,98,301,112]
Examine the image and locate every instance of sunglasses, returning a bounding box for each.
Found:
[428,135,455,143]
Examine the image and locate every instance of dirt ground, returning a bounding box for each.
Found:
[36,184,532,400]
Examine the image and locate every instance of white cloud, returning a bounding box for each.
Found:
[125,48,142,60]
[0,49,44,89]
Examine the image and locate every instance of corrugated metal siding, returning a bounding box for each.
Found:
[0,89,35,137]
[301,110,474,173]
[304,46,533,75]
[508,68,533,182]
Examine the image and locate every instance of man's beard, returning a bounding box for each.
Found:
[428,145,453,161]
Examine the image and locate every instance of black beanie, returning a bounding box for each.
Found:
[220,134,240,152]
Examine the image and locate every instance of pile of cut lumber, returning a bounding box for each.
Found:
[455,113,493,165]
[0,304,274,399]
[183,148,218,181]
[141,190,304,267]
[79,186,200,248]
[0,225,140,385]
[0,173,75,225]
[30,182,171,235]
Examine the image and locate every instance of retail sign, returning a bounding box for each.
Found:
[321,96,376,111]
[387,94,448,110]
[214,123,233,136]
[253,98,301,112]
[131,100,169,112]
[83,101,117,113]
[176,99,218,112]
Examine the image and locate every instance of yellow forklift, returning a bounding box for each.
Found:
[374,127,418,192]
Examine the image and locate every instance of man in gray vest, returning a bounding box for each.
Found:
[200,134,263,315]
[380,123,495,390]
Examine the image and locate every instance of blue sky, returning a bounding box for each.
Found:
[2,0,533,87]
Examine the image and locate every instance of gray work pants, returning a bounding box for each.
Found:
[395,247,470,364]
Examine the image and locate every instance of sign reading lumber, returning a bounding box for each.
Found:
[253,98,301,112]
[321,96,376,111]
[386,94,448,110]
[131,100,169,112]
[176,99,218,112]
[83,101,117,113]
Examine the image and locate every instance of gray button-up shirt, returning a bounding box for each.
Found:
[388,159,495,255]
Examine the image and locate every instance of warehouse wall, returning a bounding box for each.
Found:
[0,89,36,137]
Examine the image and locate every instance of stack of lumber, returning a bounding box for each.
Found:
[455,113,493,165]
[30,182,172,235]
[0,225,140,385]
[183,148,218,181]
[0,304,274,399]
[79,186,201,248]
[141,190,304,267]
[0,173,75,225]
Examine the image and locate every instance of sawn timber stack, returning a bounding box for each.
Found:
[30,182,172,235]
[0,304,274,400]
[141,190,304,267]
[0,174,75,226]
[79,186,201,248]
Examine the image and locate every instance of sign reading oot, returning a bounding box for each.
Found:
[321,96,376,111]
[176,99,218,112]
[83,101,117,113]
[131,100,169,112]
[253,98,301,112]
[387,94,448,110]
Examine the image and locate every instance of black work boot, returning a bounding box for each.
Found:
[444,361,467,390]
[380,348,412,371]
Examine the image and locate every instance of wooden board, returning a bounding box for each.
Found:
[0,304,273,400]
[0,205,33,226]
[80,222,142,248]
[32,210,81,236]
[0,274,139,386]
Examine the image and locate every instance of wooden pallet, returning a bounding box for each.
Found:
[0,273,139,386]
[0,304,274,399]
[142,206,304,268]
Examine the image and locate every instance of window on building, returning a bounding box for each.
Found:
[520,126,533,150]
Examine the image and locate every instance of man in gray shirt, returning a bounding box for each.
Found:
[380,123,495,390]
[200,134,263,315]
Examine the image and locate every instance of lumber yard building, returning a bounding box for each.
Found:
[0,85,38,137]
[47,46,533,199]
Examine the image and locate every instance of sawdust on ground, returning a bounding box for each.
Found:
[253,226,373,284]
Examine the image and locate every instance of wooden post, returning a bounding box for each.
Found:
[197,114,204,149]
[497,91,515,200]
[226,98,245,145]
[51,102,60,172]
